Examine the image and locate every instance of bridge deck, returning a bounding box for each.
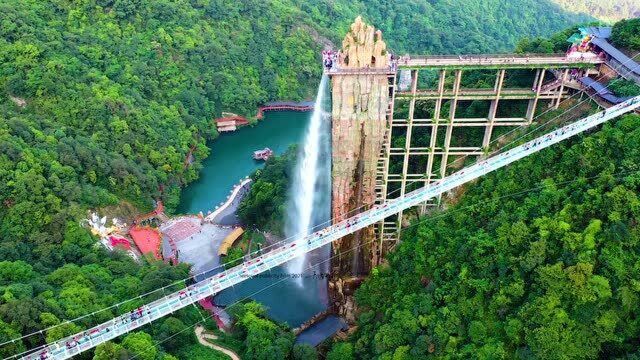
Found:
[19,97,640,360]
[325,54,603,76]
[401,54,603,69]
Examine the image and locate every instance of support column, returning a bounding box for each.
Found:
[532,69,541,90]
[439,69,462,181]
[555,68,569,109]
[421,69,446,213]
[526,68,546,122]
[396,69,418,232]
[375,74,397,263]
[399,70,419,198]
[482,69,505,148]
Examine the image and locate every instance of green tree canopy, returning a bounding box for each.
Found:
[611,18,640,50]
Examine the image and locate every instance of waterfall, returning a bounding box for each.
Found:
[285,75,331,285]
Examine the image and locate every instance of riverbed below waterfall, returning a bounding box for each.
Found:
[177,110,330,327]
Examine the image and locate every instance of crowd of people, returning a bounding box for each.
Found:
[322,49,406,72]
[322,50,337,70]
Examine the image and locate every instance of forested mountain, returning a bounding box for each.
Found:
[0,0,593,260]
[0,0,594,275]
[551,0,640,21]
[296,0,593,55]
[0,0,622,358]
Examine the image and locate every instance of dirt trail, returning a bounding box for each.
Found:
[195,325,241,360]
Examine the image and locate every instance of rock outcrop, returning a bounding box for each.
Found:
[329,17,390,322]
[340,16,388,69]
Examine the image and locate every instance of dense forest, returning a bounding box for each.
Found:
[225,301,319,360]
[0,0,635,359]
[610,18,640,50]
[332,112,640,359]
[237,147,297,235]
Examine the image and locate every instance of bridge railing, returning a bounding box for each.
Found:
[404,57,601,63]
[401,55,604,67]
[325,68,397,75]
[406,53,569,59]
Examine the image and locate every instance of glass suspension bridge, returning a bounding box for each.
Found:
[20,96,640,360]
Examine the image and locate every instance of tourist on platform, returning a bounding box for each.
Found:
[324,57,332,70]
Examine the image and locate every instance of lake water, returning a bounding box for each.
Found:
[177,110,330,327]
[178,111,312,215]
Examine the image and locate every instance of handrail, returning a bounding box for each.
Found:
[406,53,569,59]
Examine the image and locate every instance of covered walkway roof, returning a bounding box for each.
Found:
[218,227,244,256]
[584,26,640,79]
[583,26,612,39]
[590,37,640,77]
[579,76,631,104]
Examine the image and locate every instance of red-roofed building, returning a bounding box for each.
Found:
[215,114,249,132]
[109,236,132,251]
[129,226,162,260]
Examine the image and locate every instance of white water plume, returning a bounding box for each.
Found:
[285,75,331,285]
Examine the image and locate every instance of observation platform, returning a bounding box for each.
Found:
[324,54,603,76]
[400,54,603,69]
[325,68,397,76]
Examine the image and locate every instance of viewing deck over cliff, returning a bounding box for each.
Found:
[325,68,397,76]
[401,53,603,69]
[326,53,603,75]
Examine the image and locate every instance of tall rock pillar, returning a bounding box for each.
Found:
[328,17,391,322]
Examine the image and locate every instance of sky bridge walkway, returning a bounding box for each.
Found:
[19,96,640,360]
[325,53,602,76]
[401,53,603,69]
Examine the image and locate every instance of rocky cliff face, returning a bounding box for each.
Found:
[329,17,390,322]
[340,17,388,69]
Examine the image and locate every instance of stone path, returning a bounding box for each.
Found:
[195,325,241,360]
[204,178,252,223]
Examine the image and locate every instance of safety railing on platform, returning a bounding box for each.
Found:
[403,56,603,65]
[325,68,397,75]
[407,53,571,59]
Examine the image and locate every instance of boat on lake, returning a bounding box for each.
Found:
[253,148,273,161]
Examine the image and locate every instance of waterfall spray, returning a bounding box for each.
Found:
[285,75,331,285]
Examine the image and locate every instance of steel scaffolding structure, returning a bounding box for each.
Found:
[373,59,595,252]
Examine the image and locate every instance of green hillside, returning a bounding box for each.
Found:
[0,0,593,273]
[0,0,626,359]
